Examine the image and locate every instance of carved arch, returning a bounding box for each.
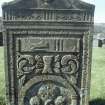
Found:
[19,75,79,105]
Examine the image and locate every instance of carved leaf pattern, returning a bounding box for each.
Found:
[17,54,79,77]
[17,54,80,87]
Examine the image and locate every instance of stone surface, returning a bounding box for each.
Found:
[2,0,95,105]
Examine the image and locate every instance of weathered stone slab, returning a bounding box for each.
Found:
[2,0,95,105]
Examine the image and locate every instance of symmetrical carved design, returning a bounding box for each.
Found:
[17,54,79,87]
[3,0,94,22]
[3,10,93,22]
[17,54,79,75]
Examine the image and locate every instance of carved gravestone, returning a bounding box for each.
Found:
[2,0,95,105]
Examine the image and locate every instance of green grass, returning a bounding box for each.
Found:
[0,47,105,105]
[91,48,105,100]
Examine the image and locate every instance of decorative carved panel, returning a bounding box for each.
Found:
[17,37,80,52]
[2,0,95,105]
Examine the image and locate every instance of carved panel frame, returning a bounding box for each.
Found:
[3,28,92,105]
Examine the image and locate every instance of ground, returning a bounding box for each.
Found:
[90,48,105,99]
[0,47,105,105]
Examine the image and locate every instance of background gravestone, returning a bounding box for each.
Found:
[2,0,95,105]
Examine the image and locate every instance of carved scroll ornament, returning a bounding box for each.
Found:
[17,54,79,76]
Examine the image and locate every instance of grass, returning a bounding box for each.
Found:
[91,48,105,100]
[0,47,5,105]
[90,48,105,105]
[0,47,105,105]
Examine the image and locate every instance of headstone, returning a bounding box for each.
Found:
[0,18,3,46]
[2,0,95,105]
[0,32,3,46]
[98,40,103,47]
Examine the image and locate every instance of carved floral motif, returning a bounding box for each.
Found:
[17,55,44,77]
[17,54,79,76]
[17,54,79,87]
[55,13,82,21]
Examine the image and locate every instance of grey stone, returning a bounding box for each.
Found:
[2,0,95,105]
